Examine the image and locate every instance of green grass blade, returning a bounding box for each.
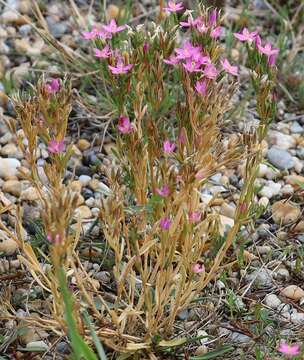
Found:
[58,268,98,360]
[83,311,108,360]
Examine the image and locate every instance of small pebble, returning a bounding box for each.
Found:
[267,147,294,170]
[264,294,281,309]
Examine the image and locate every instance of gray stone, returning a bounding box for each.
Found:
[253,0,268,9]
[46,17,68,38]
[267,147,294,170]
[231,332,252,343]
[290,121,304,134]
[297,148,304,160]
[19,24,32,37]
[265,294,281,309]
[55,341,70,354]
[0,158,21,179]
[177,309,190,321]
[246,269,273,289]
[291,312,304,325]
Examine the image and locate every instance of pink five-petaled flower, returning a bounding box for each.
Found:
[47,233,62,245]
[195,79,207,96]
[257,42,279,58]
[98,28,112,40]
[221,58,238,76]
[183,58,202,73]
[160,217,171,230]
[117,116,134,134]
[109,57,133,75]
[192,263,205,273]
[163,54,179,66]
[94,45,111,58]
[82,27,99,40]
[46,78,60,94]
[102,19,127,34]
[210,26,222,39]
[203,64,218,79]
[189,211,201,222]
[156,185,170,197]
[278,342,300,358]
[164,1,184,13]
[234,27,258,42]
[163,140,176,154]
[48,139,65,154]
[175,41,202,60]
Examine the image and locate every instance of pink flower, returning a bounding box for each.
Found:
[278,342,300,357]
[164,54,179,66]
[175,41,202,60]
[93,45,111,59]
[255,34,262,47]
[48,139,65,154]
[183,58,202,73]
[208,9,217,26]
[195,79,207,96]
[192,263,205,273]
[221,58,238,76]
[163,140,176,154]
[82,27,99,40]
[203,64,218,79]
[268,53,278,66]
[164,1,184,13]
[97,29,112,40]
[189,211,201,222]
[117,116,134,134]
[47,233,62,245]
[180,15,202,28]
[196,22,209,34]
[156,185,170,197]
[257,42,279,57]
[109,57,133,74]
[210,26,222,39]
[234,27,258,42]
[102,19,127,34]
[45,78,60,94]
[160,217,171,230]
[192,53,210,64]
[94,45,111,58]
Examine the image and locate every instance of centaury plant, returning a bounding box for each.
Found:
[0,2,278,358]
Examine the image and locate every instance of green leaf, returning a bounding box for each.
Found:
[190,345,234,359]
[58,268,98,360]
[83,311,108,360]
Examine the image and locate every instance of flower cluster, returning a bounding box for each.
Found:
[234,27,279,66]
[82,19,133,75]
[163,8,239,98]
